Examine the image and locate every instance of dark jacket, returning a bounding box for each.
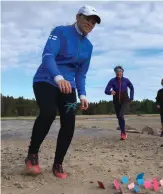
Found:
[156,88,163,111]
[105,77,134,104]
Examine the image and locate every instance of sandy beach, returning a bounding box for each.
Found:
[1,115,163,194]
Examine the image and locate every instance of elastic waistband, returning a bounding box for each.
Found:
[33,79,76,89]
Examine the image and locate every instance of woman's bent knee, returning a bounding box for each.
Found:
[39,108,56,121]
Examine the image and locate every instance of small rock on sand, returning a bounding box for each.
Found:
[141,126,160,136]
[91,126,97,128]
[159,161,163,168]
[14,182,24,189]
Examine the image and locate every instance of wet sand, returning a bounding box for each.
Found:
[1,115,163,194]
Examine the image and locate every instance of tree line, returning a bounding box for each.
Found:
[1,94,159,117]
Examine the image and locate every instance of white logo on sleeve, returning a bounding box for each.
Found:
[49,35,58,40]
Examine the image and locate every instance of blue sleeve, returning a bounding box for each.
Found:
[42,27,62,77]
[105,79,113,95]
[127,78,134,100]
[75,48,92,97]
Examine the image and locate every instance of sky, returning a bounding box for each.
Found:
[1,1,163,102]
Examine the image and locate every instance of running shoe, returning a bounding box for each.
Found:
[120,133,127,140]
[25,154,41,175]
[52,164,67,179]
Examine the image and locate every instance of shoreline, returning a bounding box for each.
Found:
[1,115,161,141]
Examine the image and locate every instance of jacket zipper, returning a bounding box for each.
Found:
[119,78,122,103]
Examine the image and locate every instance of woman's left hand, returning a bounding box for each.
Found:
[80,99,89,110]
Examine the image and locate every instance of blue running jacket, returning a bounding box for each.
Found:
[33,24,93,98]
[105,77,134,104]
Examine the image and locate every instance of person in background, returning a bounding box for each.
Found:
[25,5,101,179]
[105,66,134,140]
[156,78,163,137]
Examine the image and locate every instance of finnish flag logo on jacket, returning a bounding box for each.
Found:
[49,35,57,40]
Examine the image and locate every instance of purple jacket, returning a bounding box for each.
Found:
[105,77,134,103]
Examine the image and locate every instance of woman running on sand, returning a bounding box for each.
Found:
[25,5,101,179]
[156,78,163,137]
[105,66,134,140]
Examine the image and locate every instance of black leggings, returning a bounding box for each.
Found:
[114,102,129,134]
[28,82,77,164]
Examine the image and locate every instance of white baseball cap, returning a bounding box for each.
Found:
[78,5,101,24]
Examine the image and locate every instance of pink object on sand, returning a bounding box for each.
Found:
[128,182,135,190]
[160,179,163,186]
[153,177,159,191]
[144,180,152,189]
[114,179,120,190]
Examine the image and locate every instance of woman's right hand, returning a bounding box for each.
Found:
[111,90,116,95]
[157,105,160,109]
[57,80,72,94]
